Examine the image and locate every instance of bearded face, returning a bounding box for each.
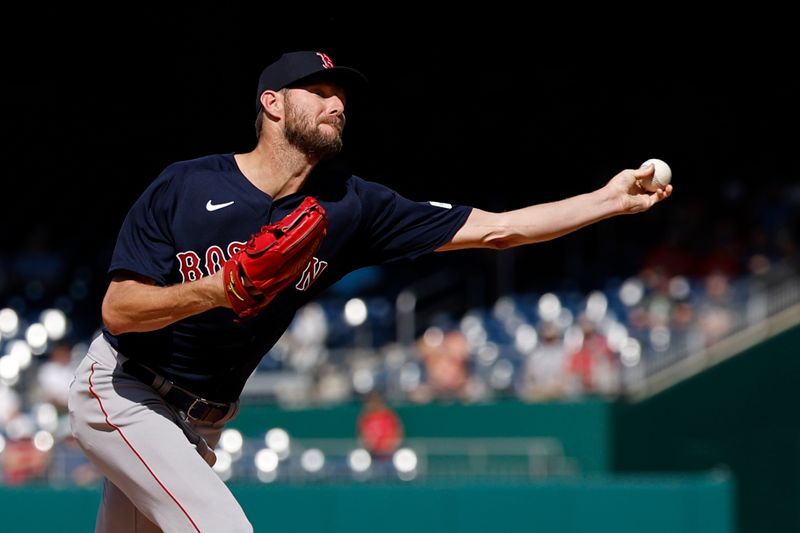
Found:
[283,92,344,160]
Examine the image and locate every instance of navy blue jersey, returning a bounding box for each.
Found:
[104,154,472,402]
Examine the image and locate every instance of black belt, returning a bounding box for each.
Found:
[121,359,232,424]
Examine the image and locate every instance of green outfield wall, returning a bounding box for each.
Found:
[614,324,800,533]
[0,474,733,533]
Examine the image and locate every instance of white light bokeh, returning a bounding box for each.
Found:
[462,317,488,349]
[0,308,19,336]
[514,324,538,354]
[344,298,368,327]
[422,326,444,347]
[212,450,233,480]
[25,323,48,353]
[34,403,59,433]
[605,322,629,353]
[291,303,328,344]
[476,342,499,366]
[348,448,371,472]
[0,434,5,454]
[537,293,562,322]
[650,326,671,352]
[257,470,278,483]
[265,428,290,459]
[8,340,32,370]
[648,298,671,327]
[459,313,482,334]
[395,291,416,314]
[489,359,514,390]
[492,296,517,320]
[254,448,279,473]
[668,276,691,300]
[620,338,642,367]
[33,430,55,452]
[563,325,585,353]
[352,367,375,394]
[219,429,243,454]
[619,278,644,306]
[40,309,68,340]
[585,291,608,322]
[392,448,418,473]
[300,448,326,473]
[0,355,20,381]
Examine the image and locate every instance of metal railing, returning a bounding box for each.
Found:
[624,268,800,400]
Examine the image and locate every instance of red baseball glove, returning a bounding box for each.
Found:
[223,196,327,320]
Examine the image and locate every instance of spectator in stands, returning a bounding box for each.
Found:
[315,362,353,405]
[356,391,404,460]
[518,321,574,402]
[566,313,619,396]
[0,381,22,430]
[412,328,471,402]
[669,293,702,354]
[2,413,51,485]
[53,428,103,487]
[35,340,76,413]
[696,270,738,346]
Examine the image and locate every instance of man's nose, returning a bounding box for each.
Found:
[327,96,345,116]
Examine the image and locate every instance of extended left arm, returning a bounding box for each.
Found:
[438,165,672,251]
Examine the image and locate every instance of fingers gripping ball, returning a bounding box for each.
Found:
[639,158,672,192]
[224,196,328,320]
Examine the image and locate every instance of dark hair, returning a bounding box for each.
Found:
[254,109,264,139]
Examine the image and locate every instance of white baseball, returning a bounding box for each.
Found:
[639,158,672,192]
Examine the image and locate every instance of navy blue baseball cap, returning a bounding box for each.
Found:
[255,51,369,113]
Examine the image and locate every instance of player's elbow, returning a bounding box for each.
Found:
[101,274,156,335]
[465,210,523,250]
[101,298,125,336]
[101,292,134,336]
[447,232,520,251]
[481,230,522,250]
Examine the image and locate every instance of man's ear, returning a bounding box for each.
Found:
[259,90,283,119]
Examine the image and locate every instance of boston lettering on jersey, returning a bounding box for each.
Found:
[176,243,328,292]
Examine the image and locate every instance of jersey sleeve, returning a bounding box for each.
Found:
[354,178,472,265]
[107,171,179,285]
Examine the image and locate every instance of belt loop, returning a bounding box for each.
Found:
[152,374,173,396]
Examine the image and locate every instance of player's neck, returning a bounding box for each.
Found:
[235,143,317,199]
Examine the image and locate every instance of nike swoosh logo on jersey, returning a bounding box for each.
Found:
[206,200,235,211]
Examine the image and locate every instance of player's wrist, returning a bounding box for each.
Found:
[594,186,625,217]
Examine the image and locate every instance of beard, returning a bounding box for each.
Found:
[284,97,344,161]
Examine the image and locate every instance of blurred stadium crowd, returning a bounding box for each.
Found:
[0,180,798,487]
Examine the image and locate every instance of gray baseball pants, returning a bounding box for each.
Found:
[68,335,252,532]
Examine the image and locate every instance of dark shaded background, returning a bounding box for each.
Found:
[3,7,798,339]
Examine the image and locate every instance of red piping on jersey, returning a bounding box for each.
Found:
[88,362,202,532]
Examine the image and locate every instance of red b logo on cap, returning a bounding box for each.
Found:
[316,52,335,69]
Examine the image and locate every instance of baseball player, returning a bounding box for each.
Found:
[68,50,672,532]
